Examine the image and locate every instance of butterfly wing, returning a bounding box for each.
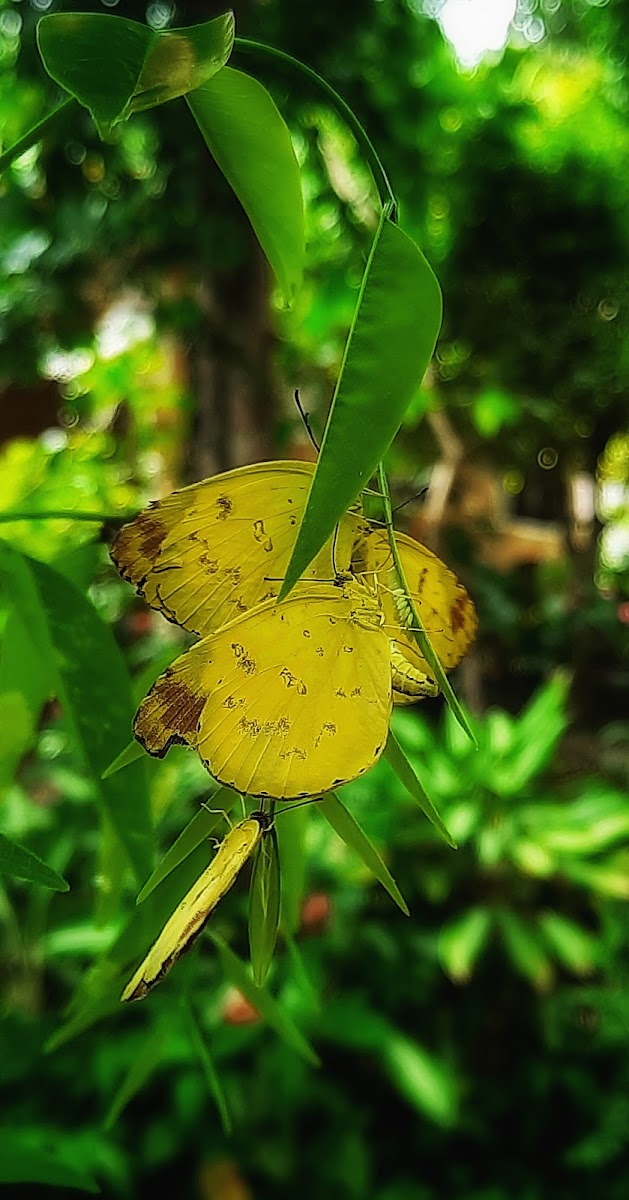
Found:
[134,582,392,800]
[111,460,366,636]
[121,816,265,1001]
[353,528,477,685]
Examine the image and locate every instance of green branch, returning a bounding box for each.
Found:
[0,510,138,524]
[0,98,75,174]
[233,37,397,219]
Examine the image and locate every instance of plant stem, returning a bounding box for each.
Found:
[233,37,397,219]
[0,98,75,174]
[0,510,139,524]
[376,462,476,744]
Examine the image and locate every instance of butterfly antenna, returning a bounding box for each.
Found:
[392,486,429,515]
[294,389,320,452]
[201,800,234,830]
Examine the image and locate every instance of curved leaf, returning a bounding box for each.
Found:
[187,66,304,303]
[37,11,235,136]
[282,215,442,595]
[0,832,69,892]
[248,826,281,985]
[320,791,409,915]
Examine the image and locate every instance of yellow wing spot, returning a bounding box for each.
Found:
[315,721,337,748]
[350,686,362,697]
[279,747,307,761]
[343,645,355,654]
[199,554,219,574]
[239,716,262,737]
[303,629,311,638]
[315,646,325,657]
[336,687,347,698]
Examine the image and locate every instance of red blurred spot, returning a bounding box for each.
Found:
[300,891,332,935]
[222,986,260,1026]
[617,601,629,625]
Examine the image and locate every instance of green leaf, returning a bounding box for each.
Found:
[248,825,281,986]
[276,803,308,936]
[438,907,492,982]
[101,739,145,779]
[281,215,442,595]
[0,831,69,892]
[0,1127,99,1192]
[136,788,239,903]
[211,933,319,1066]
[0,545,152,885]
[319,791,410,915]
[0,607,51,785]
[187,66,304,303]
[537,911,598,976]
[384,730,457,848]
[381,1033,457,1127]
[37,11,235,136]
[103,1028,164,1130]
[495,909,554,991]
[180,994,232,1136]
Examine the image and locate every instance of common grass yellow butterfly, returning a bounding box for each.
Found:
[111,460,366,636]
[133,575,392,800]
[121,812,271,1001]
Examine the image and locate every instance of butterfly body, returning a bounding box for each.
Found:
[121,813,270,1002]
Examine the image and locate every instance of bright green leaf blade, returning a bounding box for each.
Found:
[438,907,492,982]
[381,1032,457,1127]
[276,803,308,936]
[37,13,151,133]
[281,215,442,595]
[37,12,235,136]
[102,739,145,779]
[495,909,554,991]
[384,730,457,849]
[131,15,235,113]
[136,788,239,904]
[0,1128,99,1193]
[211,933,319,1066]
[187,66,304,303]
[248,826,281,986]
[103,1028,163,1130]
[180,994,232,1136]
[0,831,69,892]
[0,545,152,884]
[0,607,51,785]
[320,791,410,916]
[537,910,599,975]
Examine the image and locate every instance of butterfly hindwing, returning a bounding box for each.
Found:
[353,528,477,698]
[134,581,393,800]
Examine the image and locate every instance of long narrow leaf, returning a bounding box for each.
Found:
[0,832,69,892]
[319,791,409,915]
[187,66,304,303]
[211,934,319,1066]
[384,729,456,849]
[248,826,281,986]
[103,1029,164,1130]
[136,788,239,904]
[180,994,232,1136]
[0,546,152,884]
[276,804,308,936]
[281,215,442,595]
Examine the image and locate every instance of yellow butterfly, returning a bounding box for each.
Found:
[111,460,366,637]
[134,575,393,800]
[121,813,271,1002]
[352,527,477,705]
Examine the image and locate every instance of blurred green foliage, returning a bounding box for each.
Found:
[2,0,629,1197]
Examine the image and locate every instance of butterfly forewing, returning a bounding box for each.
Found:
[121,814,269,1002]
[111,461,366,636]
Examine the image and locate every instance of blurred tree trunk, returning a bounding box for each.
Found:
[187,233,277,480]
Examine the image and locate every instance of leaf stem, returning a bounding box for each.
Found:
[0,510,139,524]
[376,462,476,745]
[233,37,397,219]
[0,97,75,174]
